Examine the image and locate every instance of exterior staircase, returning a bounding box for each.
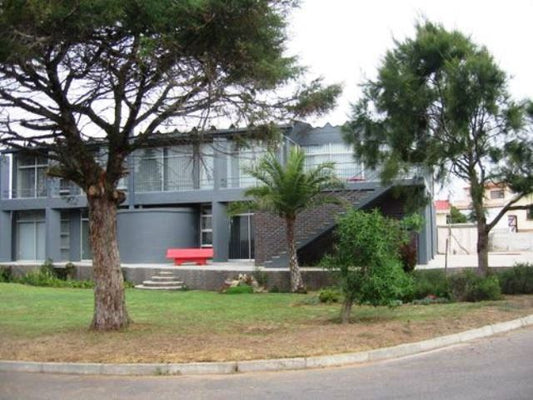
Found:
[261,185,391,268]
[135,270,185,290]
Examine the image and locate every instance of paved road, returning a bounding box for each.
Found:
[1,327,532,400]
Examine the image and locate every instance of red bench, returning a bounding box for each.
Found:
[166,248,214,266]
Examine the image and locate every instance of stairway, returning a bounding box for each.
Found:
[135,270,185,290]
[261,186,390,268]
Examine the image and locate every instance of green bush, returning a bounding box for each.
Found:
[0,266,13,282]
[18,267,64,287]
[497,264,533,294]
[224,284,254,294]
[407,270,450,301]
[17,260,94,288]
[323,210,414,323]
[448,270,502,302]
[318,287,341,303]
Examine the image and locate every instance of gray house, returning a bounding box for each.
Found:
[0,122,437,266]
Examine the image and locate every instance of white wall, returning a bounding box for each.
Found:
[438,225,533,254]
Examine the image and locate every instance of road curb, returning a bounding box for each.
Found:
[1,314,532,376]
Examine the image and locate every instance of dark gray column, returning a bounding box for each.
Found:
[417,203,432,265]
[212,201,229,261]
[0,211,13,261]
[45,208,61,262]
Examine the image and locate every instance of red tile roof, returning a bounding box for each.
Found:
[434,200,451,211]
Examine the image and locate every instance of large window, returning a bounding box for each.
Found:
[303,143,363,181]
[60,213,71,261]
[81,210,92,260]
[229,213,255,259]
[16,155,47,198]
[134,145,213,192]
[227,142,266,188]
[16,211,46,260]
[200,206,213,248]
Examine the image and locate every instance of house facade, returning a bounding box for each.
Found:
[0,123,437,266]
[454,184,533,233]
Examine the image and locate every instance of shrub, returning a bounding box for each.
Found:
[407,270,450,301]
[318,287,341,303]
[54,262,76,280]
[224,284,254,294]
[448,270,502,302]
[0,266,13,282]
[18,267,64,287]
[497,263,533,294]
[323,209,413,323]
[17,260,94,288]
[252,267,268,287]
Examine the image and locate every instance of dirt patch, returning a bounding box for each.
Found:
[2,295,533,363]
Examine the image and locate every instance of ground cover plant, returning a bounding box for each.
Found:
[1,283,532,364]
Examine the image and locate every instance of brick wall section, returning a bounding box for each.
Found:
[254,189,375,266]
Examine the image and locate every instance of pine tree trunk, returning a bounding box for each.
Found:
[470,180,490,277]
[341,299,353,324]
[476,223,490,277]
[286,217,304,292]
[88,195,129,331]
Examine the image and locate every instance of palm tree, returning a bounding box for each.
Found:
[239,147,344,292]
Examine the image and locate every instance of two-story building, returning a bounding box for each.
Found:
[0,122,437,267]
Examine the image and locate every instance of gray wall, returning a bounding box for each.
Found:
[117,208,197,263]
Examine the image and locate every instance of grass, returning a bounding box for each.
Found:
[1,283,533,363]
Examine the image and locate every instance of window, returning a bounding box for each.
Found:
[16,155,47,198]
[134,146,199,192]
[200,206,213,248]
[199,144,215,190]
[490,189,505,199]
[303,143,363,180]
[16,211,46,260]
[81,210,92,260]
[235,143,266,188]
[60,213,70,261]
[164,146,194,191]
[527,207,533,221]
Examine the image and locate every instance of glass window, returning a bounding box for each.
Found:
[199,144,214,190]
[200,206,213,247]
[60,215,70,261]
[237,143,265,188]
[134,148,163,192]
[81,211,92,260]
[16,156,48,198]
[165,146,194,191]
[16,211,46,260]
[490,190,505,199]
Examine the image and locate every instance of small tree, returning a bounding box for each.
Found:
[345,21,533,276]
[323,209,413,324]
[449,206,468,224]
[236,147,343,292]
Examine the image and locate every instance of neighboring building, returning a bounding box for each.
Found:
[454,184,533,232]
[435,200,451,226]
[0,123,436,266]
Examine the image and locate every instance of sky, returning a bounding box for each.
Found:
[287,0,533,127]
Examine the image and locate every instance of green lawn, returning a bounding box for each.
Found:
[1,283,532,363]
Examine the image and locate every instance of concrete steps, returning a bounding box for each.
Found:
[135,270,185,290]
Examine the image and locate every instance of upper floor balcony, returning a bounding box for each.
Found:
[0,137,429,202]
